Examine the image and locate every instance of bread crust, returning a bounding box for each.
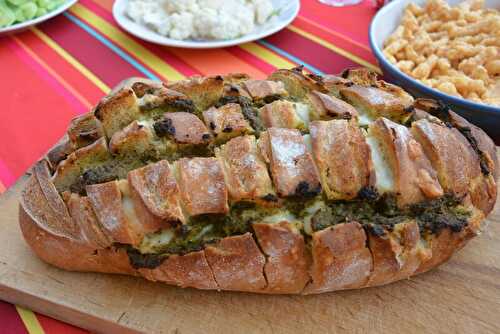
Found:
[304,222,372,294]
[204,233,267,292]
[411,119,497,215]
[307,91,358,120]
[253,222,310,294]
[262,128,321,198]
[163,112,212,145]
[127,160,185,229]
[215,135,275,202]
[370,118,443,207]
[18,71,498,295]
[175,157,229,216]
[139,251,218,290]
[310,120,374,200]
[365,221,424,287]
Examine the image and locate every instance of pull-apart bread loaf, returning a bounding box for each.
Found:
[20,67,498,294]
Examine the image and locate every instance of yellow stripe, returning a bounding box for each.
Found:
[16,306,46,334]
[239,42,295,69]
[288,25,381,74]
[70,3,185,82]
[294,16,371,52]
[13,36,94,109]
[31,27,110,93]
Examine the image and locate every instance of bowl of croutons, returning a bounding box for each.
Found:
[370,0,500,141]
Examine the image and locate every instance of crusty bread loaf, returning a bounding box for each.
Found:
[19,67,498,294]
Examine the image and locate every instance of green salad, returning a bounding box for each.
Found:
[0,0,67,28]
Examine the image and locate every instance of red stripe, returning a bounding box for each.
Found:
[300,0,377,46]
[10,35,87,116]
[264,29,359,74]
[293,16,377,65]
[0,301,29,334]
[227,46,278,74]
[81,0,201,78]
[37,313,90,334]
[38,15,145,88]
[0,39,77,180]
[18,30,104,106]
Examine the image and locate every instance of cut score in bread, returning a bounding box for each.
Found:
[19,67,498,295]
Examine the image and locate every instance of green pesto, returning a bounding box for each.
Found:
[141,202,280,256]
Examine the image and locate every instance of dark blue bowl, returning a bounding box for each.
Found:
[369,0,500,143]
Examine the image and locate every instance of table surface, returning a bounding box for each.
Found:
[0,0,470,333]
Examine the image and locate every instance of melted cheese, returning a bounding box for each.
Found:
[358,113,374,126]
[302,134,312,153]
[294,102,310,127]
[118,180,144,232]
[302,201,326,235]
[262,211,296,224]
[139,228,175,253]
[366,136,394,193]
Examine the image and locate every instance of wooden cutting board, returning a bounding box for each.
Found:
[0,153,499,334]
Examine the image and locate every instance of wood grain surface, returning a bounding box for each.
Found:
[0,152,499,334]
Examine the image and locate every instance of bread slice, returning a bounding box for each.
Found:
[175,157,229,216]
[259,128,321,198]
[203,103,253,143]
[309,119,374,200]
[215,135,275,203]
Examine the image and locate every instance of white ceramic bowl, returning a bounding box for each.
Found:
[112,0,300,49]
[369,0,500,141]
[0,0,78,35]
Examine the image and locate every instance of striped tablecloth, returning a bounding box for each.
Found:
[0,0,379,332]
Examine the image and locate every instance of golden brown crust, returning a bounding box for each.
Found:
[449,112,498,181]
[263,128,321,198]
[268,67,327,98]
[22,163,79,239]
[164,112,212,145]
[203,103,253,142]
[67,112,105,149]
[304,222,372,294]
[242,80,287,100]
[52,137,111,193]
[64,192,113,249]
[94,87,140,138]
[310,120,374,200]
[140,251,218,290]
[20,174,136,275]
[127,160,185,227]
[259,100,302,129]
[253,222,310,294]
[365,221,425,287]
[411,119,496,214]
[167,75,224,111]
[204,233,267,292]
[215,135,275,202]
[307,91,358,120]
[340,84,413,122]
[86,181,143,245]
[109,120,154,155]
[175,157,229,216]
[46,135,76,170]
[370,118,443,207]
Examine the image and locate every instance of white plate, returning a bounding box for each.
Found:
[0,0,78,35]
[112,0,300,49]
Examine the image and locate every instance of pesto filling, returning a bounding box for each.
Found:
[127,194,471,269]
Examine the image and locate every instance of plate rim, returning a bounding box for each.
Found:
[112,0,300,49]
[368,0,500,115]
[0,0,79,34]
